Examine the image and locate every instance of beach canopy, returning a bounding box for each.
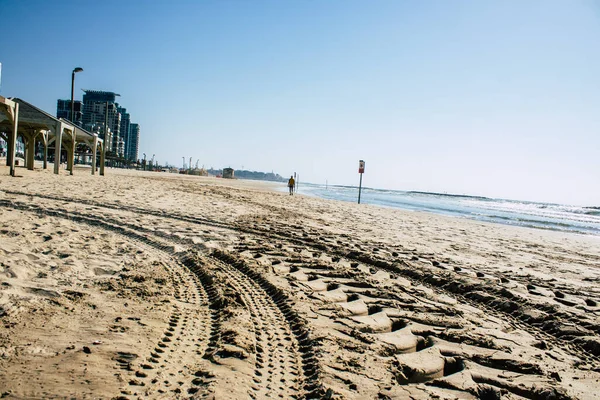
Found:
[0,96,105,176]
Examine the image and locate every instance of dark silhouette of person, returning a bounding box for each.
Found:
[288,176,295,195]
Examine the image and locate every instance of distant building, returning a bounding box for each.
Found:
[223,168,234,179]
[82,90,121,153]
[56,90,140,161]
[118,106,130,158]
[190,168,208,176]
[3,136,25,158]
[56,99,83,125]
[126,123,140,162]
[117,137,125,158]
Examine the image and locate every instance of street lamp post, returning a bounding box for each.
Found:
[70,67,83,124]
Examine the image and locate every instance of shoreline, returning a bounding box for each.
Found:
[297,182,600,237]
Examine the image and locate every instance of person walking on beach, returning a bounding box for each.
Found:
[288,176,295,195]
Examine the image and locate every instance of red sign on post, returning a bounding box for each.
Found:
[357,160,365,204]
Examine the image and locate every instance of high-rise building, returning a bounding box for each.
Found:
[127,123,140,162]
[82,90,121,153]
[56,90,139,160]
[118,106,130,155]
[56,99,83,125]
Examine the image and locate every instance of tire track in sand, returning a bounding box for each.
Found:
[211,250,322,399]
[0,199,222,399]
[0,198,324,399]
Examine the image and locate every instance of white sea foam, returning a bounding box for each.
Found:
[300,184,600,235]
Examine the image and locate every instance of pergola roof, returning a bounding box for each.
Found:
[0,95,106,177]
[58,118,100,147]
[0,97,101,147]
[0,97,71,135]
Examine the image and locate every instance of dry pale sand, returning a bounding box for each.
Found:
[0,165,599,400]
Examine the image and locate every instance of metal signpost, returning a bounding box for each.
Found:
[358,160,365,204]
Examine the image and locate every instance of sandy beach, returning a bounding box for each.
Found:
[0,166,599,399]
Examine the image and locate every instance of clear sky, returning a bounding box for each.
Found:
[1,1,599,205]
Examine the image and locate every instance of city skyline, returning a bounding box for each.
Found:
[1,1,599,205]
[55,90,140,162]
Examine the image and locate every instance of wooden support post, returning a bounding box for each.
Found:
[26,131,35,170]
[53,122,63,175]
[91,136,97,175]
[9,102,19,177]
[66,143,73,174]
[43,131,48,169]
[100,142,105,176]
[69,130,76,175]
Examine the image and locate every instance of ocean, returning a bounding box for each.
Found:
[296,183,600,236]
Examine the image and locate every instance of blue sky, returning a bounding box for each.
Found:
[1,0,599,205]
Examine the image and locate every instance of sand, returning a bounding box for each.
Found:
[0,164,599,399]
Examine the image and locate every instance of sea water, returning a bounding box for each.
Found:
[296,183,600,236]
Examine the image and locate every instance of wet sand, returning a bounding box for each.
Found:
[0,165,599,399]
